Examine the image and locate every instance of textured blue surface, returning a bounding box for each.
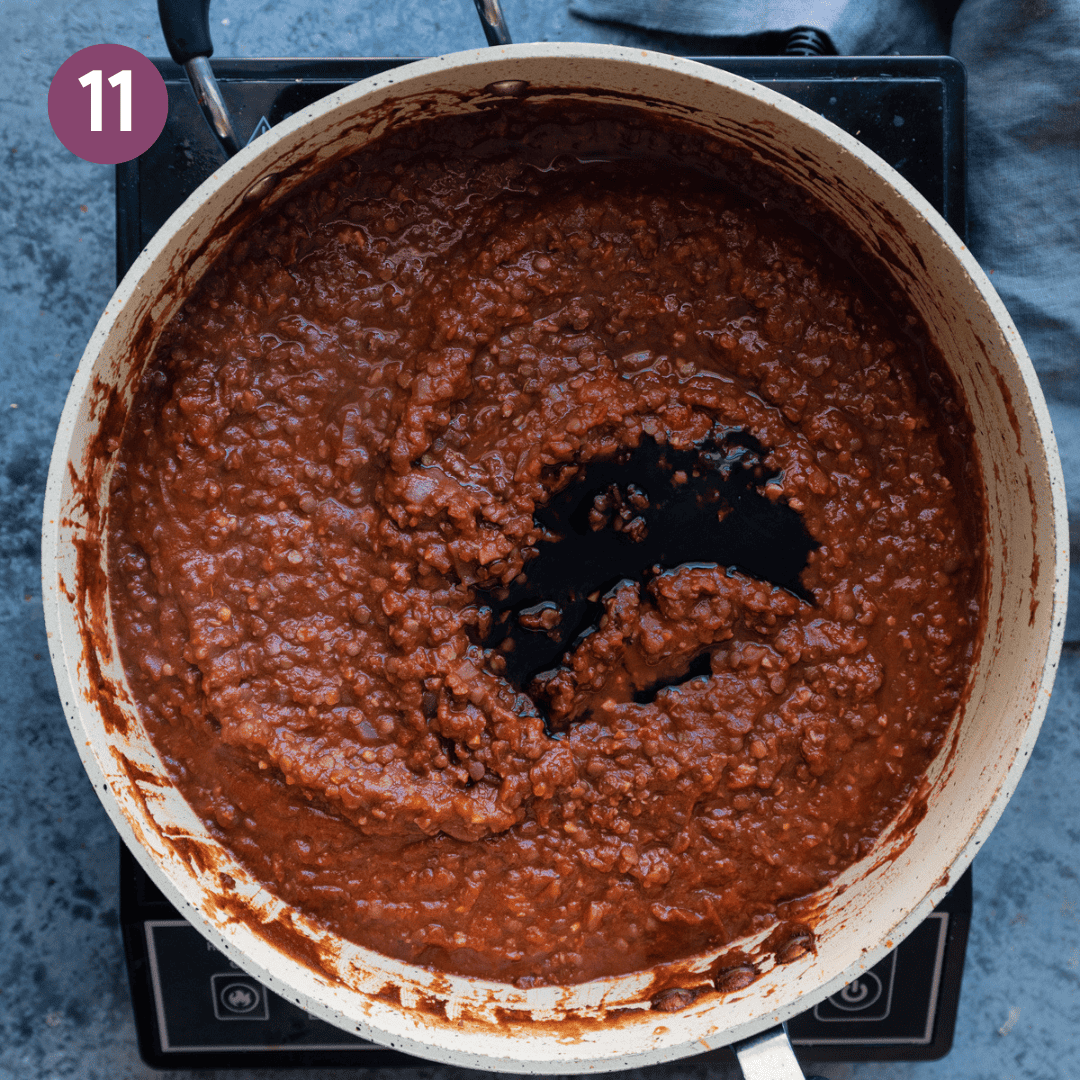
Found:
[1,3,1076,1079]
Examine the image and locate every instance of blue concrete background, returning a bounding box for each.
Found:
[1,2,1076,1079]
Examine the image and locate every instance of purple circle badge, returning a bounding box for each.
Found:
[48,44,168,165]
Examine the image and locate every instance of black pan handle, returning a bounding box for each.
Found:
[157,0,242,158]
[157,0,515,159]
[158,0,214,65]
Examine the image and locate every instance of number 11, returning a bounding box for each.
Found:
[78,69,132,132]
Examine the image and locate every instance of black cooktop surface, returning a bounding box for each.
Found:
[116,53,970,1071]
[117,54,965,268]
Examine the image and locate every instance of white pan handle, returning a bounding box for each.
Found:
[732,1024,828,1080]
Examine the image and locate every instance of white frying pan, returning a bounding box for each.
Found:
[42,2,1067,1074]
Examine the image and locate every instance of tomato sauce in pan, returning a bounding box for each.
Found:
[107,103,983,986]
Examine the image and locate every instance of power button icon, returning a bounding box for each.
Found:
[831,971,884,1011]
[812,950,896,1023]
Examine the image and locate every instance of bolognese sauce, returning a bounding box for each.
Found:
[107,103,983,986]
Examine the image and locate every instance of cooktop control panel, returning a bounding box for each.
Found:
[121,846,971,1068]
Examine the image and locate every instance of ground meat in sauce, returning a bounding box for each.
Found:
[107,104,983,987]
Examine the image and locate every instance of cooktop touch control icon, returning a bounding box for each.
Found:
[830,971,884,1011]
[814,951,897,1023]
[211,974,270,1021]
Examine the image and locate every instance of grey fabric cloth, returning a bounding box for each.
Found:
[573,0,1080,630]
[569,0,954,53]
[951,0,1080,544]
